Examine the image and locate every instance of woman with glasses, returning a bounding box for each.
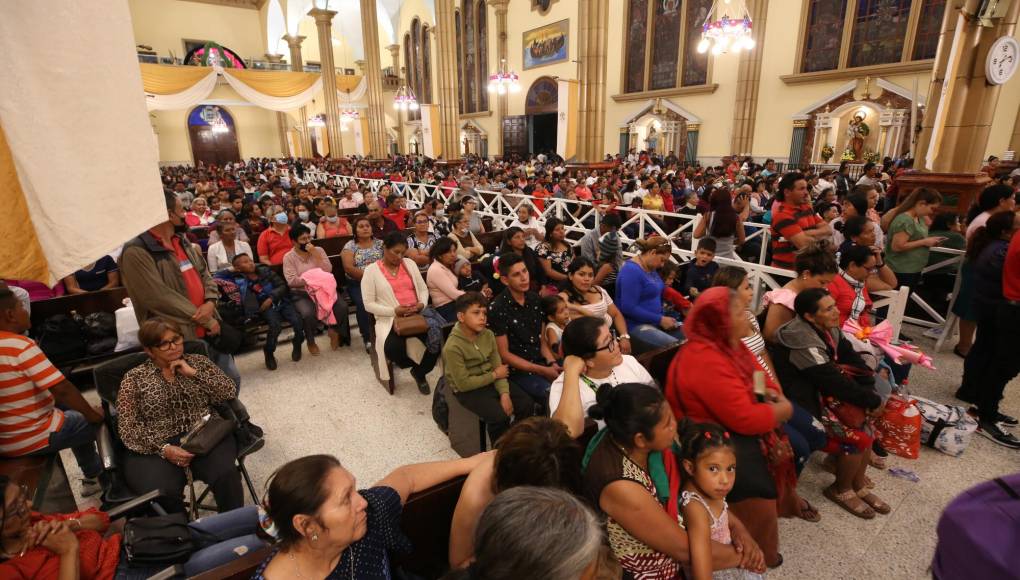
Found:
[0,474,266,579]
[405,211,439,275]
[549,316,652,438]
[116,318,244,515]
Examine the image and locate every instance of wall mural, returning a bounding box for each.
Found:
[523,20,569,70]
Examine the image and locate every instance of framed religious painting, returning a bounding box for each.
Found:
[523,20,569,70]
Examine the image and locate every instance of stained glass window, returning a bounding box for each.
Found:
[802,0,847,72]
[912,0,945,60]
[464,0,476,113]
[624,0,648,93]
[456,11,464,114]
[649,0,682,90]
[478,1,489,111]
[682,0,711,86]
[849,0,912,68]
[422,25,433,103]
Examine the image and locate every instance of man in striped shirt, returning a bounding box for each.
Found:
[0,283,105,493]
[770,172,832,269]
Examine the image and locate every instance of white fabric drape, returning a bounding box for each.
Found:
[145,70,218,111]
[339,77,368,102]
[220,68,323,112]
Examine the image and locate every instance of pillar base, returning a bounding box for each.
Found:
[894,171,992,215]
[564,161,618,173]
[434,159,465,170]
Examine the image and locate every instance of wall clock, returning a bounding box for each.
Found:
[986,36,1018,85]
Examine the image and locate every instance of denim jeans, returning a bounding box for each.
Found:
[509,371,552,411]
[627,323,685,354]
[114,506,265,579]
[261,300,304,354]
[28,410,102,479]
[782,403,827,474]
[206,343,241,395]
[346,281,372,341]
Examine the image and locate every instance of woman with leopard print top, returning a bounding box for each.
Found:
[116,318,244,514]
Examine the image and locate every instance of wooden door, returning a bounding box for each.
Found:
[189,126,240,167]
[502,116,528,158]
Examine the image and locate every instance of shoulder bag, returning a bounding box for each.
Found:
[393,313,429,336]
[180,411,235,456]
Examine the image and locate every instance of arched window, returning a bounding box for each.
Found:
[457,0,489,113]
[402,19,433,122]
[623,0,710,94]
[800,0,946,73]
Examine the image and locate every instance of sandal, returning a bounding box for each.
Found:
[857,489,892,514]
[821,455,875,488]
[823,485,875,519]
[796,498,821,523]
[869,455,887,470]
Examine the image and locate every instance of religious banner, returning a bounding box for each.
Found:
[523,20,569,70]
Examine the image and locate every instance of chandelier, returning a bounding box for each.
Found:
[393,83,419,111]
[487,59,520,95]
[696,0,754,55]
[339,89,358,130]
[307,114,326,128]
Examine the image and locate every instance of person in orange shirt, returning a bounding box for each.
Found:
[383,195,410,229]
[531,180,551,212]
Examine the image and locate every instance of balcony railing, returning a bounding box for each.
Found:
[137,52,382,79]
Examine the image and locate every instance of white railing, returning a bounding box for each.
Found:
[306,171,928,338]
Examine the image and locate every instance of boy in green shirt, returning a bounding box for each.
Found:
[442,292,535,443]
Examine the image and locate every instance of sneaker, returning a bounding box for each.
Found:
[967,407,1018,427]
[923,326,944,339]
[81,477,102,497]
[977,420,1020,449]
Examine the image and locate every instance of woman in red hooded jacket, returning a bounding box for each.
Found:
[665,286,804,568]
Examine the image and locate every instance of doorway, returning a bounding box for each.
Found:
[188,105,240,166]
[524,77,558,156]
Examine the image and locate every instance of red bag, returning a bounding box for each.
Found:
[875,395,922,459]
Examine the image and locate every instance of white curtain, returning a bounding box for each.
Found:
[220,68,323,112]
[339,77,368,102]
[145,70,218,111]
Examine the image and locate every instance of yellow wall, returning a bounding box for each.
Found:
[128,0,266,61]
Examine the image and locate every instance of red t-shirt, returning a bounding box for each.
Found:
[827,275,872,327]
[1003,230,1020,301]
[257,227,292,265]
[383,207,409,229]
[770,201,821,269]
[149,229,205,309]
[0,509,119,579]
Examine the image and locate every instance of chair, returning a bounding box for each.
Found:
[92,341,263,515]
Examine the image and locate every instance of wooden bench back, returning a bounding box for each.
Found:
[636,343,681,387]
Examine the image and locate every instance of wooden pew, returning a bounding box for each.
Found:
[476,231,504,255]
[636,343,682,387]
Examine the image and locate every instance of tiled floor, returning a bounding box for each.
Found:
[63,328,1020,579]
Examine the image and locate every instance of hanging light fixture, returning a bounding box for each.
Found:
[487,58,520,95]
[307,114,326,128]
[393,82,419,111]
[339,88,358,130]
[696,0,754,56]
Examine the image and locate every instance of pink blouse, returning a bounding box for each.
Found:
[382,263,418,306]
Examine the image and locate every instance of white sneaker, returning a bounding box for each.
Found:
[923,326,944,339]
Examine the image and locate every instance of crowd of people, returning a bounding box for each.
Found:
[2,149,1020,579]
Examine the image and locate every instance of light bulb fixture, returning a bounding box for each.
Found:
[307,114,326,128]
[393,83,419,111]
[487,58,520,95]
[697,0,754,56]
[339,89,358,130]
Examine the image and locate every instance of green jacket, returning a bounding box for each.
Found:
[442,323,508,394]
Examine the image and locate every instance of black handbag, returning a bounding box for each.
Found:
[180,411,235,456]
[123,513,196,566]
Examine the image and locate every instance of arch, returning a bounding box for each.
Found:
[184,43,246,68]
[266,0,286,55]
[187,105,241,166]
[525,77,558,115]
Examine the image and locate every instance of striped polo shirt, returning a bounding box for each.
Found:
[770,201,822,269]
[0,331,65,456]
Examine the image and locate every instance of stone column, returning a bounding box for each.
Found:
[265,53,291,156]
[435,0,462,161]
[354,60,366,75]
[1011,106,1020,154]
[309,8,344,158]
[575,0,609,162]
[359,0,388,158]
[387,45,404,154]
[489,0,510,157]
[284,34,312,159]
[730,0,768,156]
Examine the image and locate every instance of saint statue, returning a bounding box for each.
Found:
[846,112,868,161]
[646,126,659,152]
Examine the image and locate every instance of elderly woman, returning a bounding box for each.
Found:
[282,225,351,354]
[771,288,887,520]
[448,417,584,569]
[461,196,486,234]
[185,196,213,227]
[426,237,463,321]
[582,383,761,578]
[342,216,385,349]
[559,258,630,351]
[254,452,490,579]
[206,221,253,273]
[448,211,485,262]
[206,209,250,244]
[665,286,803,565]
[116,319,243,515]
[551,316,650,438]
[508,203,544,249]
[405,211,439,275]
[362,232,440,394]
[615,236,685,353]
[317,205,350,241]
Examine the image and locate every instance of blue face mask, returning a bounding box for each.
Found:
[274,212,288,224]
[298,211,310,221]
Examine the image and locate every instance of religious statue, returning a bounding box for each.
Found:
[845,112,869,161]
[646,126,659,152]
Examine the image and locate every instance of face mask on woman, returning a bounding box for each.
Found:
[273,212,288,224]
[327,215,339,223]
[298,211,310,221]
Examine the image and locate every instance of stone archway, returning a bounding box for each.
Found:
[460,120,487,157]
[525,77,558,155]
[621,98,701,162]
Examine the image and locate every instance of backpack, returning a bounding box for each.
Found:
[432,376,449,434]
[36,314,87,364]
[933,473,1020,579]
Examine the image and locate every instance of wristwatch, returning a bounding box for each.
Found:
[619,334,631,340]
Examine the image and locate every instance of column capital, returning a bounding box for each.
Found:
[283,34,306,49]
[308,7,337,23]
[488,0,510,13]
[264,53,284,63]
[386,44,400,55]
[354,60,367,74]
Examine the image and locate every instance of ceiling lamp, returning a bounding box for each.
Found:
[487,58,520,95]
[393,83,419,111]
[339,89,358,130]
[308,114,326,128]
[696,0,755,56]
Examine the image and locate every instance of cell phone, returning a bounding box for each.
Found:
[753,371,767,402]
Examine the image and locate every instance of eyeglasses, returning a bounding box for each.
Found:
[156,335,184,351]
[595,335,618,353]
[2,484,30,524]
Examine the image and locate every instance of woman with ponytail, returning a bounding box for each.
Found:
[581,383,763,579]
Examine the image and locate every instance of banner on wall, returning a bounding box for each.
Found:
[556,79,578,161]
[419,104,441,159]
[0,1,166,285]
